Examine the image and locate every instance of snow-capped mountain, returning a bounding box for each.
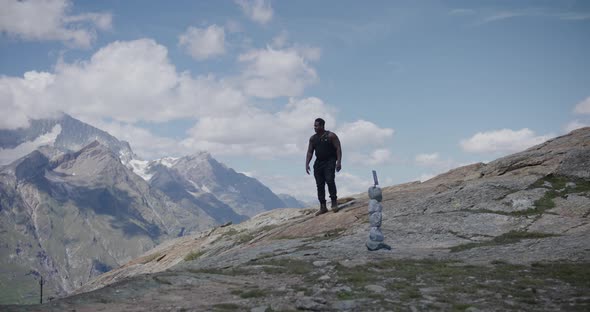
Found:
[0,113,135,166]
[135,152,293,218]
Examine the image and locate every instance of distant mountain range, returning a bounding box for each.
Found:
[0,114,305,304]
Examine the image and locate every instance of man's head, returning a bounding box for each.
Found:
[314,118,325,134]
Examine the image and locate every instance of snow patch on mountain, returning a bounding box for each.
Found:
[156,157,180,168]
[0,124,62,165]
[128,158,153,181]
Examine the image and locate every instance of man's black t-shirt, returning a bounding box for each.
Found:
[311,131,337,162]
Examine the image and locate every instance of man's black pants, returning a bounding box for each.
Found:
[313,159,337,204]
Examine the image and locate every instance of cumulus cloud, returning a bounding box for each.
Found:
[574,97,590,115]
[178,25,226,60]
[0,124,61,165]
[349,149,394,166]
[0,39,248,129]
[236,0,273,24]
[460,128,554,154]
[0,0,111,48]
[466,8,590,26]
[366,149,393,165]
[415,153,440,167]
[238,46,318,98]
[337,120,394,149]
[564,120,590,133]
[182,97,336,158]
[93,121,193,160]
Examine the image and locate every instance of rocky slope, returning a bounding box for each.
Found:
[6,127,588,311]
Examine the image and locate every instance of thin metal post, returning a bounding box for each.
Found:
[39,276,43,304]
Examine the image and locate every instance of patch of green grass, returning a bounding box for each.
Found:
[239,288,267,298]
[230,286,268,298]
[386,280,412,291]
[292,285,314,296]
[331,258,590,310]
[465,175,590,217]
[531,262,590,287]
[141,252,162,264]
[221,228,239,237]
[399,287,422,300]
[152,276,172,285]
[527,174,590,213]
[336,291,355,300]
[451,303,473,312]
[184,250,205,262]
[304,227,347,243]
[212,303,242,311]
[529,174,590,192]
[450,231,559,252]
[236,232,257,244]
[185,266,252,276]
[250,258,314,275]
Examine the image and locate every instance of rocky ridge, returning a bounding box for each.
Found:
[6,127,588,311]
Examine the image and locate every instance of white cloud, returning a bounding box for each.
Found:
[337,172,374,197]
[92,121,191,160]
[225,20,243,33]
[271,31,288,48]
[0,39,248,129]
[469,8,590,25]
[337,120,394,149]
[178,25,226,60]
[574,97,590,115]
[415,153,441,167]
[0,124,61,165]
[182,97,336,158]
[238,46,318,98]
[236,0,273,25]
[564,120,590,133]
[367,149,393,165]
[414,152,463,183]
[460,128,554,154]
[0,71,62,129]
[349,149,394,166]
[0,0,112,48]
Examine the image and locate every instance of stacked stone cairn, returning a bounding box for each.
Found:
[366,171,391,251]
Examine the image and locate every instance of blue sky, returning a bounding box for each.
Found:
[1,0,589,201]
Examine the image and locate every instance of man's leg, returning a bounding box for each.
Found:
[324,161,338,211]
[314,164,328,215]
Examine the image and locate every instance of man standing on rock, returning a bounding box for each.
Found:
[306,118,342,216]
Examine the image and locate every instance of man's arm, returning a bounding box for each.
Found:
[331,133,342,172]
[306,137,314,175]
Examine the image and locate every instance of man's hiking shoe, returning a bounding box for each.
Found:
[315,203,328,216]
[331,200,340,212]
